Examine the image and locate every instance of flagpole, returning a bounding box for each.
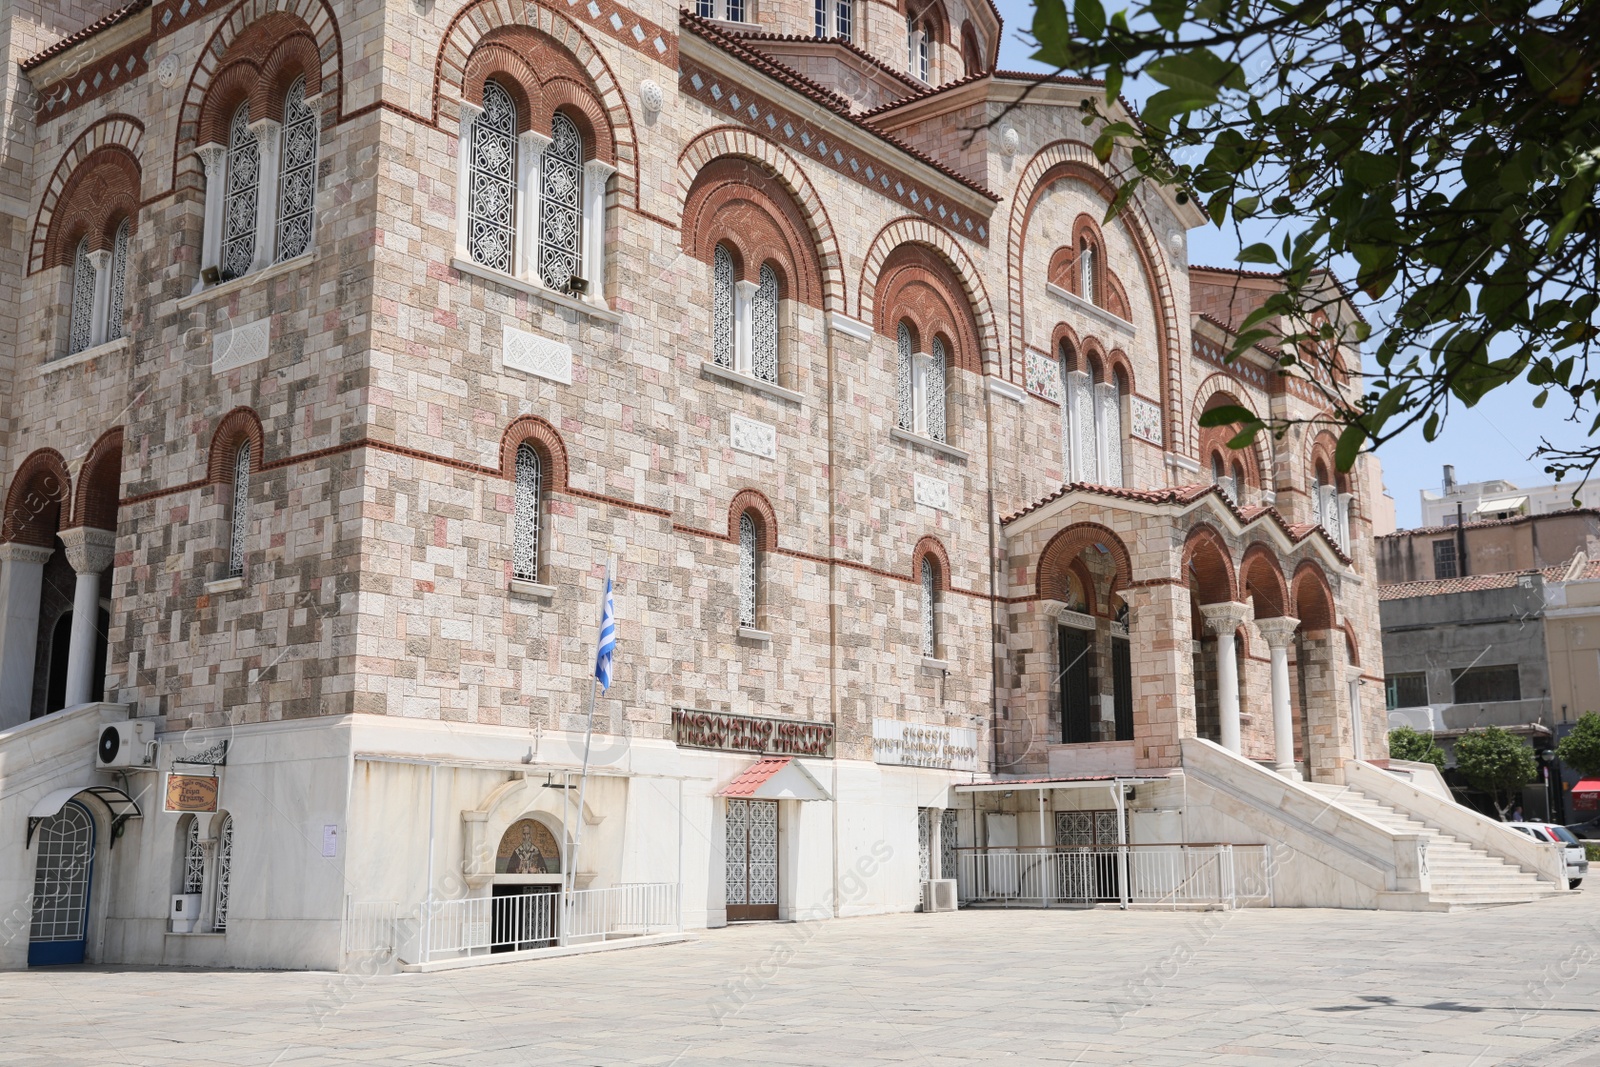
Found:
[565,558,611,938]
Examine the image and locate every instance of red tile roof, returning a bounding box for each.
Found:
[1377,572,1537,601]
[717,757,793,797]
[22,0,149,71]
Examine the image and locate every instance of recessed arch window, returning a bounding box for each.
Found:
[896,322,916,433]
[1061,347,1126,486]
[107,219,130,342]
[221,103,261,282]
[276,76,319,262]
[920,555,939,657]
[738,511,759,629]
[907,15,931,81]
[538,112,584,291]
[895,323,948,442]
[228,442,251,579]
[512,442,543,582]
[467,80,518,274]
[68,239,96,355]
[1078,239,1096,302]
[752,264,779,384]
[712,243,735,369]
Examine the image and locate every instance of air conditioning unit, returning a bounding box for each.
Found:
[96,721,155,769]
[170,893,201,934]
[921,879,958,913]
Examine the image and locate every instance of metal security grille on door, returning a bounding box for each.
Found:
[725,798,778,921]
[1055,810,1122,903]
[940,809,958,879]
[29,802,95,966]
[917,808,932,881]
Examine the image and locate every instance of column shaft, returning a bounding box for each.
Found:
[0,545,53,729]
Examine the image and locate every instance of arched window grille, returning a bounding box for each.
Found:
[68,238,96,355]
[229,443,251,578]
[183,818,205,894]
[751,264,779,384]
[1079,241,1096,302]
[920,555,937,656]
[214,815,234,931]
[221,104,261,281]
[538,113,584,291]
[896,322,915,432]
[276,76,318,262]
[712,244,735,368]
[512,442,542,582]
[108,219,130,343]
[926,336,948,443]
[467,81,517,273]
[738,512,758,629]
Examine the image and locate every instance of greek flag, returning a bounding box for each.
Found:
[594,572,616,691]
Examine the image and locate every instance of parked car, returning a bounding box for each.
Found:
[1508,822,1588,888]
[1564,818,1600,841]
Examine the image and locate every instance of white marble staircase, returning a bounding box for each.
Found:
[1305,781,1559,908]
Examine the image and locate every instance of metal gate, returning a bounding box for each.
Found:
[29,801,95,966]
[725,798,779,921]
[1055,810,1122,902]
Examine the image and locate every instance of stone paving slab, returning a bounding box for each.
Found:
[7,895,1600,1065]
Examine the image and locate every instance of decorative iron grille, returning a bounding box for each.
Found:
[920,556,937,655]
[184,818,205,894]
[68,239,96,354]
[467,81,517,273]
[918,808,931,881]
[712,244,734,368]
[752,263,779,383]
[896,323,914,431]
[221,104,260,281]
[512,443,542,581]
[738,512,757,628]
[229,443,250,578]
[940,809,958,878]
[30,804,92,942]
[926,337,947,442]
[276,76,318,262]
[538,113,583,290]
[107,220,129,342]
[214,815,233,931]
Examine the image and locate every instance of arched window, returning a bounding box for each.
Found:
[1096,368,1125,486]
[108,219,130,342]
[512,442,543,582]
[738,511,758,629]
[221,103,261,281]
[907,15,930,81]
[214,814,234,931]
[1079,241,1096,302]
[538,112,584,291]
[920,555,938,657]
[1231,459,1247,504]
[276,76,318,262]
[712,244,735,369]
[68,239,96,355]
[926,336,948,442]
[698,0,746,19]
[816,0,853,38]
[467,80,517,273]
[896,322,915,432]
[228,442,251,578]
[752,264,779,384]
[182,817,205,895]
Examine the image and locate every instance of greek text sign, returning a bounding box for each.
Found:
[164,773,219,813]
[872,718,979,771]
[672,708,834,757]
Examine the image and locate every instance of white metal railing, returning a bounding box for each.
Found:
[416,882,680,964]
[343,899,399,958]
[957,845,1272,909]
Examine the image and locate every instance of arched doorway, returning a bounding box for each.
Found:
[28,800,95,966]
[1035,523,1136,749]
[491,817,562,951]
[44,607,109,714]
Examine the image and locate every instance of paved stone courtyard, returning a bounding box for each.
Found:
[9,895,1600,1066]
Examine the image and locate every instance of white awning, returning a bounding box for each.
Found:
[1476,496,1527,514]
[27,784,143,848]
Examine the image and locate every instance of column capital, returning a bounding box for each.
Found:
[0,542,54,565]
[195,142,228,175]
[1254,615,1301,647]
[519,129,554,152]
[583,157,617,180]
[87,248,113,272]
[1199,600,1252,634]
[58,526,117,575]
[247,116,282,139]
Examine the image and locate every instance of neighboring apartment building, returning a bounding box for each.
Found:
[1420,464,1584,527]
[0,0,1396,971]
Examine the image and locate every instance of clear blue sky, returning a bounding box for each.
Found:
[988,0,1584,528]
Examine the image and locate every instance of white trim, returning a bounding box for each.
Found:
[736,626,772,643]
[1165,452,1202,474]
[204,576,245,595]
[1045,281,1137,337]
[890,426,970,462]
[34,336,130,379]
[986,377,1026,403]
[176,251,315,312]
[700,360,803,403]
[827,311,873,342]
[450,257,623,323]
[509,580,557,601]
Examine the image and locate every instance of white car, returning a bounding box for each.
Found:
[1508,822,1588,888]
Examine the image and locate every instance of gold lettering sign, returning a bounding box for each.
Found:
[164,773,219,813]
[671,708,834,757]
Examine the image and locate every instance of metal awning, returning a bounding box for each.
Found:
[716,757,831,801]
[27,785,143,849]
[1476,495,1528,514]
[954,775,1170,794]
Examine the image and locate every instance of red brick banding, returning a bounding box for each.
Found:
[1291,559,1337,632]
[43,147,141,270]
[682,156,825,308]
[1037,522,1132,603]
[207,408,265,485]
[873,242,983,375]
[1181,523,1237,605]
[1239,542,1289,618]
[196,14,325,145]
[499,416,570,490]
[911,535,951,591]
[460,27,618,165]
[2,449,71,546]
[72,428,125,532]
[728,489,779,550]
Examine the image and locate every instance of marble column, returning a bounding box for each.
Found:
[1200,601,1252,754]
[1255,615,1301,777]
[194,143,228,284]
[248,118,283,272]
[0,542,55,728]
[58,527,116,709]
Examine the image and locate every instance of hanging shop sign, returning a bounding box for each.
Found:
[164,773,219,813]
[671,707,834,757]
[872,718,979,771]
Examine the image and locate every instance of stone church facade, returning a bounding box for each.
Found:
[0,0,1386,969]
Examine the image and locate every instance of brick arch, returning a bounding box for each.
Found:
[1291,559,1337,632]
[1306,429,1350,492]
[911,535,951,591]
[677,128,845,312]
[681,155,825,308]
[176,0,342,172]
[1103,347,1136,395]
[30,117,144,276]
[1065,557,1097,615]
[1036,522,1133,602]
[435,0,636,200]
[462,44,544,129]
[1239,542,1289,618]
[207,408,265,485]
[499,415,570,490]
[1181,523,1237,605]
[1052,322,1082,370]
[728,489,778,550]
[2,449,71,547]
[859,217,997,371]
[40,146,141,271]
[1008,143,1179,449]
[871,242,984,375]
[1342,620,1361,666]
[457,27,617,165]
[1193,374,1273,492]
[72,428,125,532]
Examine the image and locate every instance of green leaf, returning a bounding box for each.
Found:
[1237,243,1279,265]
[1227,425,1262,449]
[1335,422,1366,471]
[1198,404,1257,428]
[1423,413,1440,441]
[1151,0,1186,32]
[1030,0,1071,66]
[1074,0,1106,37]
